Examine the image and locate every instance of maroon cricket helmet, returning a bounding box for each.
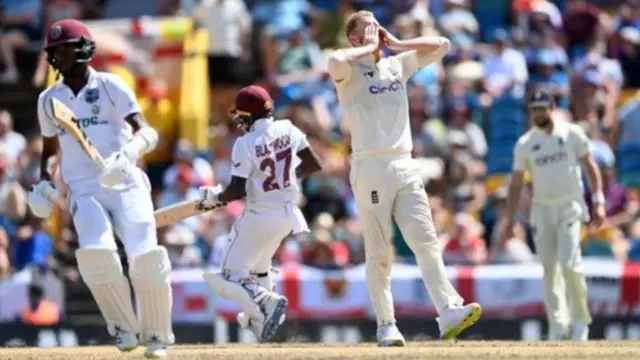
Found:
[44,19,96,70]
[231,85,274,129]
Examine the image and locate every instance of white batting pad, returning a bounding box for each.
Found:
[203,272,265,323]
[75,248,140,335]
[129,246,175,344]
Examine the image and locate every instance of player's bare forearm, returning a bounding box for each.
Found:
[581,155,604,194]
[124,112,148,132]
[295,147,323,179]
[388,36,451,56]
[39,136,59,181]
[506,171,525,225]
[218,176,247,203]
[329,44,378,65]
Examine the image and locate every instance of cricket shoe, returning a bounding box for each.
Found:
[377,323,406,347]
[237,311,286,339]
[143,335,168,358]
[570,323,589,341]
[437,302,482,339]
[548,327,568,340]
[256,291,288,342]
[114,326,138,352]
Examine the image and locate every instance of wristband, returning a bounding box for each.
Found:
[592,192,605,205]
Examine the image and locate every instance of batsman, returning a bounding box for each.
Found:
[28,19,173,358]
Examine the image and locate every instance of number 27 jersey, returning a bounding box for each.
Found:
[231,118,309,210]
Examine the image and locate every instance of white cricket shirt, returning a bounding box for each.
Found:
[328,46,449,157]
[230,118,309,211]
[37,68,142,186]
[513,120,590,205]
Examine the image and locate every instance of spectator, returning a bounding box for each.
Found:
[158,164,201,232]
[193,0,252,124]
[562,0,606,59]
[19,283,60,326]
[0,110,26,165]
[163,139,215,190]
[12,214,53,272]
[445,97,488,159]
[442,212,488,265]
[0,150,27,224]
[528,49,570,109]
[487,186,534,264]
[617,27,640,88]
[482,28,529,100]
[32,0,82,87]
[437,0,478,50]
[0,0,43,83]
[163,224,203,268]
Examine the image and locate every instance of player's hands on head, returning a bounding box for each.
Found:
[100,150,133,187]
[378,27,401,49]
[28,180,59,218]
[362,23,380,48]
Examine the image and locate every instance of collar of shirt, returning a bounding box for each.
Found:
[251,117,274,131]
[56,67,97,92]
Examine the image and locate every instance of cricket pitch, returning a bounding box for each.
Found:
[3,341,640,359]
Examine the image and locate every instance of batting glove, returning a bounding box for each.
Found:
[100,150,133,187]
[198,185,225,210]
[28,180,58,218]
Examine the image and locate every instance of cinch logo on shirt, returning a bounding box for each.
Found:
[57,116,108,135]
[534,151,568,166]
[369,79,403,94]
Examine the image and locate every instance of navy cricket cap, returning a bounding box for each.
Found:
[528,89,554,108]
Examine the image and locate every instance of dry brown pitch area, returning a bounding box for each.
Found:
[3,341,640,360]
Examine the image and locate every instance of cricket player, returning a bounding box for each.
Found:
[501,90,603,341]
[326,11,481,346]
[198,85,323,341]
[27,19,173,358]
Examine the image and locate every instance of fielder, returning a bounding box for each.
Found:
[197,85,322,341]
[327,11,481,346]
[28,19,173,358]
[501,90,603,341]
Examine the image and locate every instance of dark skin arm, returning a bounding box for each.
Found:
[124,112,147,132]
[218,146,323,203]
[39,137,59,182]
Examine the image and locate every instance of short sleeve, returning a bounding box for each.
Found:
[513,140,527,172]
[571,125,591,158]
[230,138,252,179]
[291,125,309,152]
[37,92,58,137]
[105,74,142,120]
[327,51,353,82]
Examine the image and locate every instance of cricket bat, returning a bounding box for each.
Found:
[50,97,106,171]
[154,185,223,228]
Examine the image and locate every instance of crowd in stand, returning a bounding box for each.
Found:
[1,0,640,285]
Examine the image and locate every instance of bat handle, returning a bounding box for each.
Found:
[93,156,106,172]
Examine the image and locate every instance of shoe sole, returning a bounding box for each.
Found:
[118,346,137,353]
[261,298,288,341]
[441,303,482,340]
[378,339,406,347]
[144,353,167,359]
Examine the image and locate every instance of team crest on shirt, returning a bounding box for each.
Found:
[558,137,564,147]
[363,71,374,78]
[91,104,100,115]
[85,88,100,104]
[389,68,398,76]
[532,144,540,151]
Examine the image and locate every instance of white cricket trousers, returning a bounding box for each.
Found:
[350,153,463,326]
[530,200,592,332]
[222,202,308,277]
[67,168,158,259]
